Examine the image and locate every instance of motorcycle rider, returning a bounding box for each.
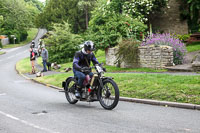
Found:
[73,41,99,98]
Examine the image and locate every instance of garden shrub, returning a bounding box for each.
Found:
[0,40,2,48]
[116,38,140,66]
[44,22,83,63]
[19,30,28,42]
[4,29,22,44]
[176,34,191,42]
[2,29,28,44]
[141,33,187,65]
[87,13,146,50]
[85,0,147,51]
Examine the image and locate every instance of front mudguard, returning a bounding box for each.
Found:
[101,77,113,81]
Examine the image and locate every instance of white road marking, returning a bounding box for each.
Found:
[0,93,6,96]
[0,110,60,133]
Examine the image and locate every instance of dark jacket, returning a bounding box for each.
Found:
[73,51,99,71]
[30,51,35,61]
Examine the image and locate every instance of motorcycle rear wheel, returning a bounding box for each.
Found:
[65,78,78,104]
[98,79,119,110]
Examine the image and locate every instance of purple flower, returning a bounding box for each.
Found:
[141,33,187,64]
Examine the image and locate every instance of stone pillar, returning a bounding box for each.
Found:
[105,47,118,66]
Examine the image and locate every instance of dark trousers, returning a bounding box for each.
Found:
[73,70,93,87]
[42,59,47,71]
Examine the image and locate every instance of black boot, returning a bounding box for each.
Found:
[75,85,81,98]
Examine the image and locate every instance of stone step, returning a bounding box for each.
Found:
[165,64,194,72]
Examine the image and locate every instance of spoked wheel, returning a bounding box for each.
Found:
[98,79,119,110]
[65,78,78,104]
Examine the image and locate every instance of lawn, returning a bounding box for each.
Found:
[35,72,200,105]
[3,28,38,49]
[16,57,40,74]
[186,42,200,53]
[0,51,5,55]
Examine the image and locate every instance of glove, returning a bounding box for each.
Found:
[103,67,106,72]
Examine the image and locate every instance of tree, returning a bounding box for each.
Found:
[24,0,44,11]
[78,0,95,29]
[180,0,200,33]
[0,0,41,42]
[35,0,97,33]
[87,0,147,50]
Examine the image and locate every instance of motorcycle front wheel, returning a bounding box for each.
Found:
[65,78,78,104]
[98,79,119,110]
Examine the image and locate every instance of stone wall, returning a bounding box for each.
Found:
[151,0,188,35]
[138,45,173,69]
[106,45,173,69]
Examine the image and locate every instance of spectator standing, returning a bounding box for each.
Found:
[30,46,36,74]
[41,44,48,72]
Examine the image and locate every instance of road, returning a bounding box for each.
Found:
[0,29,200,133]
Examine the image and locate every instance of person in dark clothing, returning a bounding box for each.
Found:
[73,41,99,98]
[30,46,36,74]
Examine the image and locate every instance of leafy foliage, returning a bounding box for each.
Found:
[116,39,140,65]
[0,0,41,43]
[44,22,83,63]
[176,34,191,42]
[122,0,169,22]
[141,33,187,65]
[0,40,2,48]
[35,0,96,33]
[84,0,147,50]
[180,0,200,33]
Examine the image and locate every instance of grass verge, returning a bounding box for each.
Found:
[16,57,40,74]
[3,28,38,49]
[35,72,200,105]
[16,58,32,73]
[186,42,200,53]
[0,51,5,55]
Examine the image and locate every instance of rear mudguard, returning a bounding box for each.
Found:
[62,76,74,89]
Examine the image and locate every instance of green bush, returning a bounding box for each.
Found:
[0,40,2,48]
[116,39,140,66]
[3,29,28,44]
[20,30,28,42]
[44,22,83,63]
[176,34,191,42]
[86,9,147,50]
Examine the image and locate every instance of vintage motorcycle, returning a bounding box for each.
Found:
[62,64,119,110]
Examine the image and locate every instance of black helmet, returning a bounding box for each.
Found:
[84,41,95,51]
[31,40,35,44]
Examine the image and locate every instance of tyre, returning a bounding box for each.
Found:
[98,79,119,110]
[65,78,78,104]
